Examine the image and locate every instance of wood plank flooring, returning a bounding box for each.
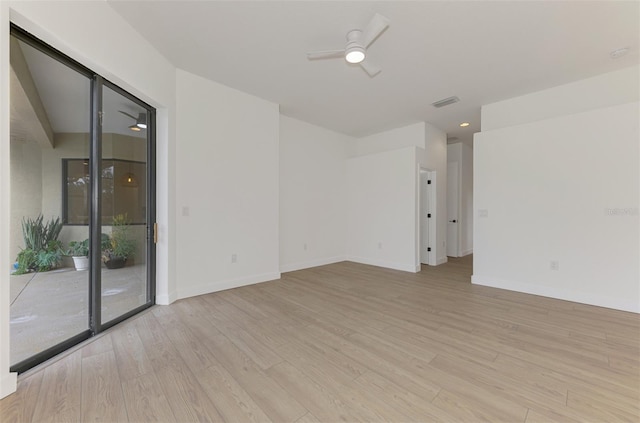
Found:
[1,256,639,422]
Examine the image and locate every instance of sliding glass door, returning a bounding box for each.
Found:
[9,34,92,368]
[99,84,154,328]
[9,25,156,373]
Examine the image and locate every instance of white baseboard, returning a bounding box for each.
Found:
[436,256,448,265]
[155,290,178,305]
[459,248,473,257]
[177,272,281,300]
[346,256,419,273]
[0,372,17,399]
[472,275,640,314]
[280,256,346,273]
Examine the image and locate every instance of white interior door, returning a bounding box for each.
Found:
[447,162,459,257]
[420,173,431,264]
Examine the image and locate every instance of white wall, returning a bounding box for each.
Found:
[346,147,419,272]
[0,1,16,398]
[1,0,177,397]
[460,141,473,255]
[474,67,639,313]
[9,140,42,263]
[175,69,280,299]
[447,141,473,257]
[418,123,448,264]
[349,121,448,269]
[279,116,349,272]
[481,66,640,131]
[350,122,425,157]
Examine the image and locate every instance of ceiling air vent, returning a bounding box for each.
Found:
[432,96,460,108]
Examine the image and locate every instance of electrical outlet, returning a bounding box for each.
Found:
[378,242,382,249]
[231,253,237,263]
[550,260,559,271]
[478,209,489,218]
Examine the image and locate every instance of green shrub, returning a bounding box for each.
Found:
[22,215,63,252]
[65,235,111,258]
[36,248,62,272]
[14,249,37,275]
[103,214,135,262]
[65,239,89,257]
[13,215,63,274]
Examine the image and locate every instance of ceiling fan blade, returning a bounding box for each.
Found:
[360,60,382,77]
[118,110,137,120]
[306,49,345,60]
[361,13,390,48]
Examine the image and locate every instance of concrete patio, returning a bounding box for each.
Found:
[10,263,147,365]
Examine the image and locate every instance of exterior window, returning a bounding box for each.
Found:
[63,158,147,225]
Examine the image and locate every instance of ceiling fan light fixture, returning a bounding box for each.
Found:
[345,47,365,64]
[136,113,147,129]
[306,14,389,76]
[121,110,148,131]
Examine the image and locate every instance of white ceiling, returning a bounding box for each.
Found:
[107,0,639,142]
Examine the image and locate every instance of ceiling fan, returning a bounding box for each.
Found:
[306,13,390,77]
[118,110,147,132]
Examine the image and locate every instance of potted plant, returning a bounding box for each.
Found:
[102,214,135,269]
[65,239,90,271]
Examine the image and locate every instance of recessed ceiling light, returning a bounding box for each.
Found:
[610,47,629,59]
[460,122,470,127]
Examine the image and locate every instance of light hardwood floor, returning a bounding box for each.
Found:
[1,256,639,422]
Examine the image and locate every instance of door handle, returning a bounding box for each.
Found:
[449,220,457,223]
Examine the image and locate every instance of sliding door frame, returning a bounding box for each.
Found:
[9,24,156,373]
[90,75,103,334]
[99,79,156,333]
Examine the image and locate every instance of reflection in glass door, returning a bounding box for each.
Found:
[9,32,92,369]
[9,25,155,373]
[99,85,152,326]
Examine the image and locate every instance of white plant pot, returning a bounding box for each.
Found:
[72,256,90,271]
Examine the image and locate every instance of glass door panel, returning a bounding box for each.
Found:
[9,35,91,368]
[9,25,155,373]
[100,86,149,325]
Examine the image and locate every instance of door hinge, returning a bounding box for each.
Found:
[98,111,104,126]
[153,222,158,244]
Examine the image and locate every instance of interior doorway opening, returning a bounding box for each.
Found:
[419,169,436,266]
[447,161,460,257]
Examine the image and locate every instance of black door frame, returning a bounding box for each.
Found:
[9,24,156,373]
